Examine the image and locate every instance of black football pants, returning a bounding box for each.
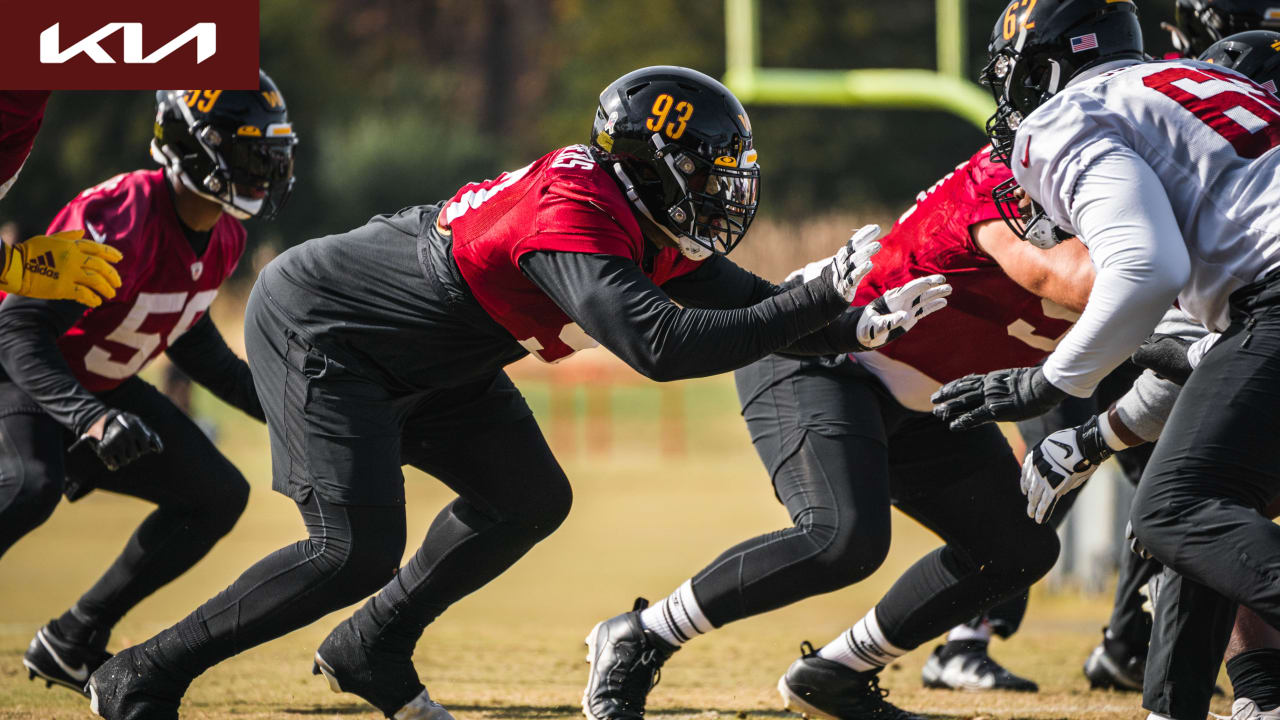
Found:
[145,286,571,679]
[0,378,249,633]
[1133,274,1280,720]
[692,357,1060,650]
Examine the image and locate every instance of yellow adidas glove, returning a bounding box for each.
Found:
[0,230,123,307]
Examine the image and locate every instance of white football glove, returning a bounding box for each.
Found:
[855,275,951,349]
[787,225,882,303]
[1020,415,1113,524]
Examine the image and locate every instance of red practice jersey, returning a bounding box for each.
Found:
[443,144,701,363]
[851,147,1079,411]
[0,91,51,201]
[48,170,246,391]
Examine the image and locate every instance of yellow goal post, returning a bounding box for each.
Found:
[722,0,994,130]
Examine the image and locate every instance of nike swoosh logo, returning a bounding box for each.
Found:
[1021,136,1032,168]
[38,630,89,682]
[1048,438,1073,456]
[85,222,105,244]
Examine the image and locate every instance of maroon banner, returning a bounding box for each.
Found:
[0,0,259,90]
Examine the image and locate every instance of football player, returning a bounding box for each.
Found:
[1165,0,1280,57]
[0,91,123,306]
[1019,30,1280,719]
[85,66,950,720]
[984,0,1280,694]
[581,137,1096,720]
[932,2,1280,719]
[0,72,297,696]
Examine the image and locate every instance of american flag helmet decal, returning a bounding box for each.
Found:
[1070,33,1099,53]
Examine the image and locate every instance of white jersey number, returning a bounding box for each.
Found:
[1144,66,1280,159]
[1006,298,1080,351]
[83,290,219,379]
[517,322,599,364]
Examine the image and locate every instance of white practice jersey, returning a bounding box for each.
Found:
[1014,59,1280,333]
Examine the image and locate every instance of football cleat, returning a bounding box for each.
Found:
[583,598,677,720]
[778,642,924,720]
[313,617,452,720]
[23,620,111,697]
[1083,642,1145,692]
[921,642,1039,692]
[1217,698,1280,720]
[88,644,187,720]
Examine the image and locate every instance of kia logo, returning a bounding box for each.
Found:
[40,22,216,65]
[3,1,257,90]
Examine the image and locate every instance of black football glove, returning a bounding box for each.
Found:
[1130,334,1193,385]
[71,410,164,471]
[931,366,1067,431]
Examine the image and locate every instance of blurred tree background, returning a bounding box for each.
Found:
[1,0,1178,275]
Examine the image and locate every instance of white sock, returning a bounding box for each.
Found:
[817,607,908,672]
[639,579,713,647]
[946,621,992,644]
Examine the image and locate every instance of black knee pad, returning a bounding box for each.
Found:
[1011,521,1061,580]
[0,457,62,523]
[525,473,572,539]
[799,513,893,592]
[305,533,402,603]
[215,472,251,525]
[173,465,251,539]
[963,516,1060,584]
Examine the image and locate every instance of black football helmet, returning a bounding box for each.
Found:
[1169,0,1280,58]
[1199,30,1280,94]
[981,0,1144,165]
[589,66,758,260]
[151,69,298,221]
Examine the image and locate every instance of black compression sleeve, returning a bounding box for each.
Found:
[165,314,264,422]
[0,295,109,434]
[662,255,869,356]
[661,254,780,309]
[518,251,849,381]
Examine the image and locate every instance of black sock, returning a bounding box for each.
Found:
[1228,648,1280,711]
[939,639,988,660]
[53,606,109,650]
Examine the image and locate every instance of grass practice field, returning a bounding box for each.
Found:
[0,368,1233,720]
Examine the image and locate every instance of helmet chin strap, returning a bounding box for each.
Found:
[152,140,258,220]
[610,162,711,261]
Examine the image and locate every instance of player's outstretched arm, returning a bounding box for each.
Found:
[659,244,949,356]
[165,314,264,422]
[519,229,881,381]
[1037,148,1189,398]
[971,219,1093,313]
[0,230,123,307]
